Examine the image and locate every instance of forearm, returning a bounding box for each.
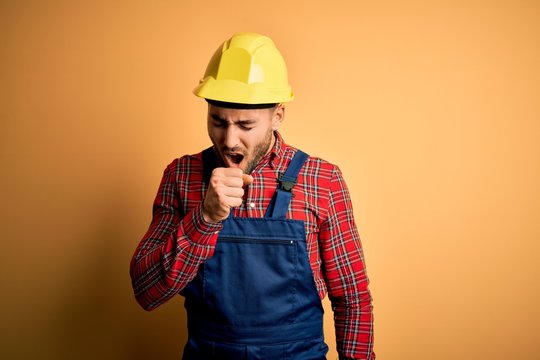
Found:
[332,288,375,359]
[130,205,221,310]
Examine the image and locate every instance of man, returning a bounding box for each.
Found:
[130,32,375,359]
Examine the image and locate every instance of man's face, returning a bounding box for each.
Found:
[207,104,284,174]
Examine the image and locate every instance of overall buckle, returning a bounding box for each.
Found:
[279,176,296,192]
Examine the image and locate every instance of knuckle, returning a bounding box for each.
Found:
[210,177,219,187]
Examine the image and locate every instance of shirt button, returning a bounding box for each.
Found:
[249,202,256,208]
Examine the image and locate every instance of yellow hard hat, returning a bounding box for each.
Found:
[193,32,294,105]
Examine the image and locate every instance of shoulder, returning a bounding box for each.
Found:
[284,146,340,222]
[280,144,340,206]
[284,145,338,183]
[162,150,206,181]
[304,154,337,178]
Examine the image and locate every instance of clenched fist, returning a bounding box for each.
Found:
[203,168,253,223]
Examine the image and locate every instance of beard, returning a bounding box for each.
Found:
[244,129,274,174]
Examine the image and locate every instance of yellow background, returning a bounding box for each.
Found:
[1,1,539,359]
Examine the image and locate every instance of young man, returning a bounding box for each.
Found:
[130,32,375,359]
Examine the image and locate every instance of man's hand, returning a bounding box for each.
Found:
[203,168,253,223]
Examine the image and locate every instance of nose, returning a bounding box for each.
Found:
[223,125,239,149]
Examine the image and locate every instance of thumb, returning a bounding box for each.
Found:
[242,174,254,186]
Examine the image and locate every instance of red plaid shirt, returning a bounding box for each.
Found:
[130,132,375,359]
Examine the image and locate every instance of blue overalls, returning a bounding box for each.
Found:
[181,149,328,360]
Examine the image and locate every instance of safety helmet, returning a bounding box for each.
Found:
[193,32,294,105]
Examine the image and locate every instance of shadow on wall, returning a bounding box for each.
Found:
[47,192,189,360]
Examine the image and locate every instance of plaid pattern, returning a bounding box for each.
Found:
[130,132,375,359]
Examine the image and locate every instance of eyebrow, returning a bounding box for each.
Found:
[209,114,257,125]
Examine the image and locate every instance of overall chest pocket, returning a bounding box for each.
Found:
[203,237,299,326]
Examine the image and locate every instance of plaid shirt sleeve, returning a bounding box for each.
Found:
[129,158,222,311]
[320,166,375,359]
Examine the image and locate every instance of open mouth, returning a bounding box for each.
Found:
[225,153,244,166]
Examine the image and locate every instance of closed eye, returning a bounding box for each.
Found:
[209,114,256,130]
[238,123,254,130]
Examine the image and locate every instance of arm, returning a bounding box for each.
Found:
[129,162,222,311]
[320,166,375,359]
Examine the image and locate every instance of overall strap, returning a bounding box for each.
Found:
[265,150,309,219]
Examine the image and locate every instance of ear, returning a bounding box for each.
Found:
[271,104,285,131]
